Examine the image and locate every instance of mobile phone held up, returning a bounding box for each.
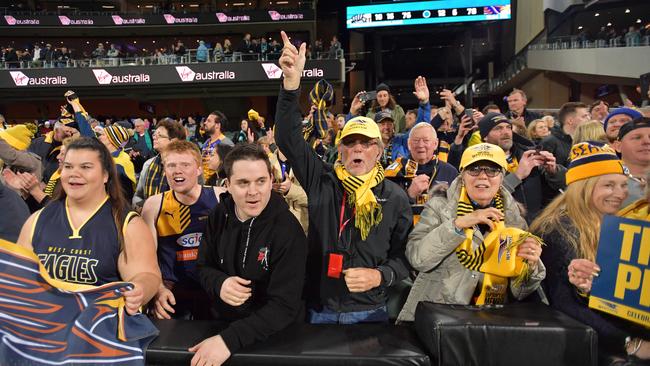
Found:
[463,108,475,128]
[359,90,377,104]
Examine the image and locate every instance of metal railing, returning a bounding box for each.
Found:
[529,34,650,50]
[488,34,650,93]
[0,48,344,70]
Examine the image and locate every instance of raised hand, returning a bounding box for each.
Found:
[412,76,429,103]
[279,31,306,90]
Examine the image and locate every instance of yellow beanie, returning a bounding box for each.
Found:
[0,125,34,151]
[566,142,627,185]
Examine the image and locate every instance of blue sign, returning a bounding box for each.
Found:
[346,0,511,29]
[589,215,650,327]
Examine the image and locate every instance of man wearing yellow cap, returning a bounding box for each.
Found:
[275,31,412,324]
[397,143,545,321]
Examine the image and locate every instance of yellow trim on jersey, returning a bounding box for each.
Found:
[156,191,191,236]
[122,211,139,237]
[29,209,43,244]
[65,195,110,239]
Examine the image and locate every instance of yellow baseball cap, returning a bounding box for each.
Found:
[459,143,508,171]
[338,116,381,144]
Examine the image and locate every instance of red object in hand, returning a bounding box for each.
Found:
[327,253,343,278]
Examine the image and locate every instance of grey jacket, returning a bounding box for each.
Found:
[397,177,546,322]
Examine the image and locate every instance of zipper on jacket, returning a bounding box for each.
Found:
[241,217,255,269]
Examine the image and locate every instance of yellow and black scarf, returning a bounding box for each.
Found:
[506,154,519,174]
[304,79,333,141]
[455,186,539,304]
[334,161,385,240]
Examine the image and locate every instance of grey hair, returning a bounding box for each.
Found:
[408,122,437,140]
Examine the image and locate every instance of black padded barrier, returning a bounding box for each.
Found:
[414,302,598,366]
[146,319,431,366]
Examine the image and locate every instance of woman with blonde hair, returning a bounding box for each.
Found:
[527,119,551,143]
[530,142,649,360]
[571,120,608,144]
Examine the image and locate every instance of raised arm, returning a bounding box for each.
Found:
[274,31,326,194]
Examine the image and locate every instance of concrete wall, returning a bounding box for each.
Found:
[515,0,545,53]
[527,47,650,79]
[518,72,571,108]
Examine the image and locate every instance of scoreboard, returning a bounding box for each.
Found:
[346,0,511,29]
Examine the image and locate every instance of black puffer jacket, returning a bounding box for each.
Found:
[275,87,413,313]
[197,191,307,353]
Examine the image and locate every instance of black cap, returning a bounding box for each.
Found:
[374,111,394,124]
[478,112,511,139]
[376,83,390,93]
[618,117,650,140]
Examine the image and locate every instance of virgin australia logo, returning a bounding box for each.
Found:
[215,12,250,23]
[175,66,235,81]
[92,69,151,85]
[261,63,283,79]
[163,14,198,24]
[4,15,39,25]
[175,66,196,81]
[9,71,67,86]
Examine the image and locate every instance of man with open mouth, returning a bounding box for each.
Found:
[275,31,412,324]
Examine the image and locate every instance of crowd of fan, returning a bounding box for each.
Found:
[574,23,650,47]
[1,47,650,364]
[0,34,342,68]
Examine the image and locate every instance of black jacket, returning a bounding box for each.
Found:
[28,132,61,183]
[502,139,566,223]
[541,126,573,168]
[196,192,307,353]
[275,87,413,313]
[506,108,542,127]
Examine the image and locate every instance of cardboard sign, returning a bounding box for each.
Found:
[588,215,650,327]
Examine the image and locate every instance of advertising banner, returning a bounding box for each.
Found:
[0,60,343,89]
[588,215,650,327]
[1,9,313,27]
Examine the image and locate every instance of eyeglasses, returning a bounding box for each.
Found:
[465,165,503,178]
[153,131,169,139]
[341,138,378,149]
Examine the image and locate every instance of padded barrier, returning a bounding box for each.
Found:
[146,319,431,366]
[414,302,598,366]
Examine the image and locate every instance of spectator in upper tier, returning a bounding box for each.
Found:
[174,40,186,62]
[590,99,609,123]
[506,89,542,129]
[196,41,208,62]
[358,83,407,134]
[625,25,641,47]
[398,143,544,322]
[275,31,412,324]
[603,107,643,143]
[541,102,590,167]
[616,117,650,206]
[531,141,648,360]
[479,113,565,222]
[91,43,106,59]
[327,36,341,59]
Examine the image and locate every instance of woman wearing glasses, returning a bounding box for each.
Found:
[397,143,545,322]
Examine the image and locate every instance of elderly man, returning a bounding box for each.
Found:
[616,117,650,206]
[603,107,643,143]
[386,122,458,203]
[275,31,412,324]
[126,118,154,173]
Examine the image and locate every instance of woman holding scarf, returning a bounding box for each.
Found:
[397,143,545,322]
[531,142,649,360]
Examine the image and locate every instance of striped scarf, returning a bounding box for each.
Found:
[506,154,519,174]
[303,79,333,141]
[144,155,169,199]
[455,186,536,305]
[44,170,61,197]
[334,161,385,240]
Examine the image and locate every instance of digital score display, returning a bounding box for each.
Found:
[346,0,511,29]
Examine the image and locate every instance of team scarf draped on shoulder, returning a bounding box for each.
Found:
[334,161,385,240]
[303,79,333,141]
[455,186,542,305]
[0,239,158,365]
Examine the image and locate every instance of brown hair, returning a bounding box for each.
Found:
[53,137,130,254]
[223,143,272,179]
[558,102,588,126]
[156,118,186,140]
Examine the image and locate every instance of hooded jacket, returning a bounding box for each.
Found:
[196,191,307,353]
[275,87,413,313]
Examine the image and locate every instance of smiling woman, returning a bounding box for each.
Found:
[530,141,649,359]
[397,143,546,322]
[16,137,161,316]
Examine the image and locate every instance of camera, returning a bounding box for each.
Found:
[359,90,377,103]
